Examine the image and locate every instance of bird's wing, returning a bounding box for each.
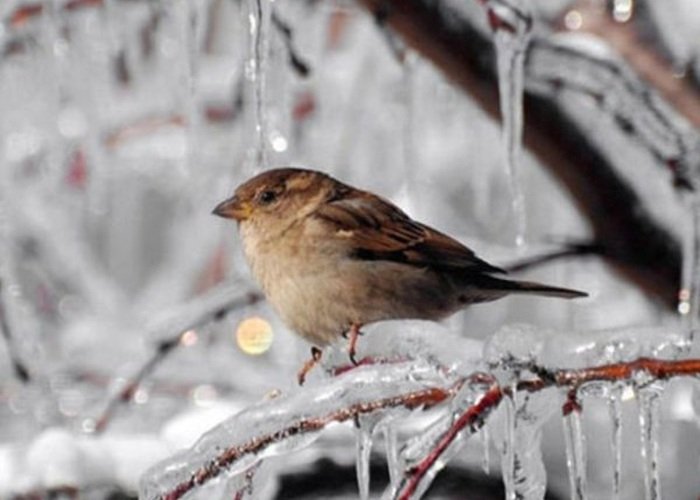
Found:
[313,190,504,274]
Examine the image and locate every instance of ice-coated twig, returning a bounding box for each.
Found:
[391,374,503,500]
[0,280,31,383]
[136,351,700,500]
[94,285,262,433]
[140,360,459,500]
[547,357,700,387]
[389,357,700,500]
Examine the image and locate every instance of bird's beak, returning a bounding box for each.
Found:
[212,195,252,221]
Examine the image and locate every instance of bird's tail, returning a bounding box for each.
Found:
[472,275,588,300]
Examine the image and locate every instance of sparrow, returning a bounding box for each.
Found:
[213,168,586,381]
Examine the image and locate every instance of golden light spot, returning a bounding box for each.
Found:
[236,316,274,355]
[180,329,199,346]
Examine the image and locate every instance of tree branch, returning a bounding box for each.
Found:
[393,356,700,499]
[94,286,262,433]
[355,0,692,308]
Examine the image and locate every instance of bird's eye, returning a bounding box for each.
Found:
[258,190,277,204]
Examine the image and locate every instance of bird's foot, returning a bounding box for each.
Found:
[297,346,323,386]
[345,324,363,366]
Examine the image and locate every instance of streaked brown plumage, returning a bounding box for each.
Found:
[213,168,586,348]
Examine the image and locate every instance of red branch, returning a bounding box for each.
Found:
[397,381,504,500]
[553,357,700,387]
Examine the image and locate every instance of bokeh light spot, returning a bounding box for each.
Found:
[236,316,273,355]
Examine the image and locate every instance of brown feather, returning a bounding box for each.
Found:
[314,188,505,274]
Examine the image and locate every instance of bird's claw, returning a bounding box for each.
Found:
[297,346,323,386]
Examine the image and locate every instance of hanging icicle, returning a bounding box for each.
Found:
[562,398,587,500]
[484,0,533,248]
[355,418,374,500]
[500,388,517,500]
[637,385,663,500]
[480,424,491,475]
[245,0,274,171]
[383,421,401,494]
[607,384,624,500]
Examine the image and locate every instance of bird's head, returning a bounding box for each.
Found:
[213,167,337,235]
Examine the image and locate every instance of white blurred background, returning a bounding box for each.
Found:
[0,0,699,498]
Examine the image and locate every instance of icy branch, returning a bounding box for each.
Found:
[354,0,691,307]
[388,355,700,500]
[94,284,262,433]
[140,360,459,500]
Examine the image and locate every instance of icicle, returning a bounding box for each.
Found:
[356,419,374,500]
[679,195,700,347]
[500,389,517,500]
[562,407,587,500]
[607,385,623,500]
[383,422,400,490]
[480,424,490,475]
[245,0,274,171]
[487,0,532,248]
[492,386,552,500]
[637,386,662,500]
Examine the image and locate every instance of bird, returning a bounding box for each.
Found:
[213,167,586,383]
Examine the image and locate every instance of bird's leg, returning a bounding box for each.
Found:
[344,323,363,365]
[297,346,322,386]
